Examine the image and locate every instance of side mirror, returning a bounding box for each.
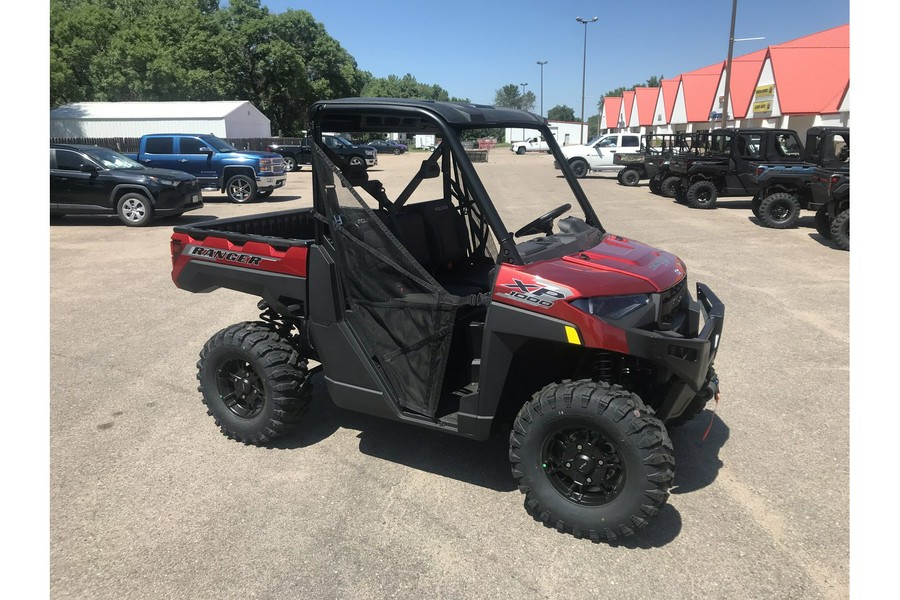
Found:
[80,164,99,174]
[198,147,213,156]
[419,160,440,179]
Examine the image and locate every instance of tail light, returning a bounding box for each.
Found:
[831,175,841,185]
[756,166,765,177]
[170,238,184,269]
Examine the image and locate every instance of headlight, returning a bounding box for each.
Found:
[572,294,651,320]
[146,176,176,186]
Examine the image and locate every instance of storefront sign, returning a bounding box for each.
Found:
[752,100,772,112]
[755,84,774,97]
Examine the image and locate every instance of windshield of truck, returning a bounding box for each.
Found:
[199,135,238,152]
[84,148,144,170]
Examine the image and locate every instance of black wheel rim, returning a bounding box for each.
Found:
[770,202,790,221]
[215,357,265,419]
[541,426,626,506]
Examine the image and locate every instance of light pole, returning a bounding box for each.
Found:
[536,60,548,117]
[576,16,598,144]
[720,0,764,129]
[519,83,529,140]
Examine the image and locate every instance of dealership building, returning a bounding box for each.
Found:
[597,24,848,140]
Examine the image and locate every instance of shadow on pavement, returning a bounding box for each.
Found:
[269,373,516,492]
[668,411,729,495]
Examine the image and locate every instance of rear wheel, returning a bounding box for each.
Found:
[660,175,680,198]
[685,180,717,209]
[225,174,257,203]
[758,192,801,228]
[282,156,297,172]
[569,158,589,178]
[649,174,662,195]
[830,209,849,250]
[197,321,312,445]
[751,193,762,218]
[814,205,833,238]
[117,192,154,226]
[620,169,641,186]
[509,379,674,543]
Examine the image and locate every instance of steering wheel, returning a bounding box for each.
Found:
[514,203,571,238]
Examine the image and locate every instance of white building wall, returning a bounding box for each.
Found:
[670,82,688,127]
[222,104,272,137]
[50,118,228,138]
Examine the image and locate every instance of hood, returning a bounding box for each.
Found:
[117,167,196,181]
[504,234,687,301]
[561,144,595,157]
[227,150,284,160]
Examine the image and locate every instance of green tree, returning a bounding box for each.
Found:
[547,105,576,121]
[50,0,366,135]
[493,84,535,111]
[361,74,451,100]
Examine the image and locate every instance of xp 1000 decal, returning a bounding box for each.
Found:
[496,273,574,309]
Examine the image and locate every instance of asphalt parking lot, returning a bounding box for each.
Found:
[49,150,849,599]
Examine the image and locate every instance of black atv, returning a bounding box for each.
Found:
[614,133,701,191]
[749,127,849,229]
[668,128,804,209]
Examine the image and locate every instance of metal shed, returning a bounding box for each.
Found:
[49,101,272,138]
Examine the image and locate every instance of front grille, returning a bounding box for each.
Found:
[659,278,687,330]
[178,180,201,194]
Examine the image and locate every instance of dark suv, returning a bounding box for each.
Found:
[50,144,203,226]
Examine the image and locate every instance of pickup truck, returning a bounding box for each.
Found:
[749,127,849,229]
[168,97,726,544]
[554,132,644,178]
[509,136,550,155]
[126,133,287,203]
[266,134,378,172]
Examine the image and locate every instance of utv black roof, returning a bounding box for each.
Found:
[309,97,547,134]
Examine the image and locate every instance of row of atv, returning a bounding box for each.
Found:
[613,127,850,250]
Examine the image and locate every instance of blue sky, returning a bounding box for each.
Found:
[263,0,850,117]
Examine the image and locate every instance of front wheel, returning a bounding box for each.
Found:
[751,193,762,218]
[758,192,801,228]
[516,146,526,155]
[117,192,154,226]
[348,155,366,168]
[509,380,674,542]
[649,174,662,195]
[197,321,312,445]
[225,174,257,203]
[685,180,718,209]
[569,159,589,178]
[830,209,849,250]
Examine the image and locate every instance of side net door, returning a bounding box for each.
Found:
[313,145,461,418]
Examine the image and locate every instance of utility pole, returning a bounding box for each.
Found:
[576,16,598,144]
[536,61,548,117]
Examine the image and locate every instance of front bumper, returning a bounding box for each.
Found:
[621,283,725,420]
[257,175,287,191]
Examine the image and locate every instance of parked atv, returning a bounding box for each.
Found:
[668,128,804,209]
[750,127,849,229]
[810,164,850,250]
[170,98,725,543]
[613,133,701,190]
